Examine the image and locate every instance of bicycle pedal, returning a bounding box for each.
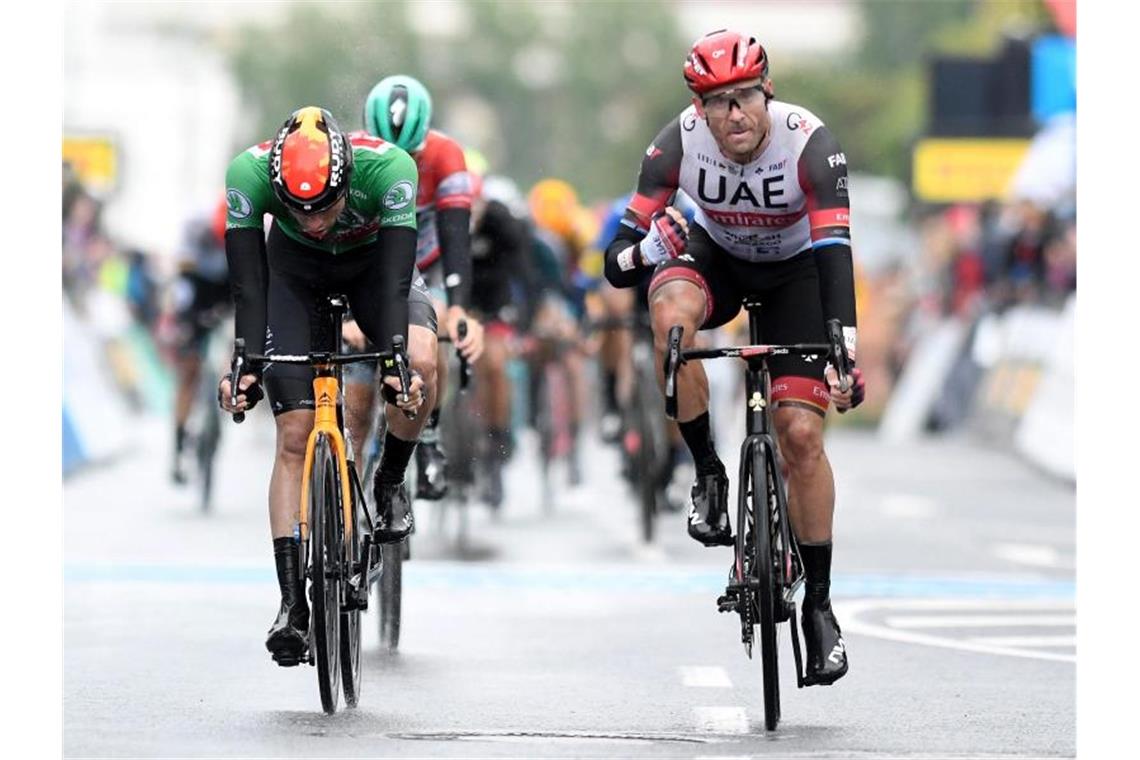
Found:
[717,593,739,613]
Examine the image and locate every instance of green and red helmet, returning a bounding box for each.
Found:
[362,75,433,153]
[269,106,354,214]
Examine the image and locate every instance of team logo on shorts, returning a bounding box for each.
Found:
[226,188,253,219]
[383,180,415,211]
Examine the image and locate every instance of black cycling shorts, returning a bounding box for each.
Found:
[647,224,831,413]
[262,224,436,416]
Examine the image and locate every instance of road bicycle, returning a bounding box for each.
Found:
[228,294,414,714]
[663,303,851,731]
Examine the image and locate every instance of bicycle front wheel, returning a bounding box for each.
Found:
[310,434,342,714]
[752,441,781,731]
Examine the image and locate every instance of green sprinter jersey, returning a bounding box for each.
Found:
[224,132,418,254]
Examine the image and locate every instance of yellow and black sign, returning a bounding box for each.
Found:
[913,138,1031,203]
[63,135,118,195]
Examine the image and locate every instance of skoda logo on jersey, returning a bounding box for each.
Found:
[226,189,253,220]
[383,180,414,211]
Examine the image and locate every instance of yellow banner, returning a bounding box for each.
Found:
[63,135,118,194]
[913,138,1031,203]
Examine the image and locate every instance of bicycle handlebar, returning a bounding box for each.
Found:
[663,318,850,419]
[226,335,416,423]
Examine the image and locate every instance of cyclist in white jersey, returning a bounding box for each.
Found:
[604,29,864,687]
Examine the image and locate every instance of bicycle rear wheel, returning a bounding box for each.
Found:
[630,388,657,544]
[310,435,342,714]
[751,441,781,731]
[340,471,364,707]
[377,541,403,652]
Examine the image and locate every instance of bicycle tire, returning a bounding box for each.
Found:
[196,404,221,514]
[310,434,342,714]
[752,441,781,731]
[631,389,656,544]
[340,469,364,707]
[377,541,402,652]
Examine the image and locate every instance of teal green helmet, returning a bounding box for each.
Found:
[363,75,433,152]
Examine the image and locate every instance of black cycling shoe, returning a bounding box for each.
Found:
[687,471,733,546]
[265,598,309,667]
[373,479,415,544]
[801,597,849,686]
[415,441,448,500]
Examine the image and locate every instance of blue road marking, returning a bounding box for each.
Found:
[63,562,1073,599]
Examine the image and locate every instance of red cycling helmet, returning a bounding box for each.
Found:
[683,29,771,96]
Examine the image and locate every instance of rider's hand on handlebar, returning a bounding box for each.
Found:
[446,306,484,363]
[218,373,263,413]
[341,319,367,351]
[381,371,425,413]
[639,206,689,266]
[824,364,865,412]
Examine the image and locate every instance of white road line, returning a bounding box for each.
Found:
[992,542,1075,570]
[969,634,1077,647]
[836,599,1076,664]
[678,666,733,688]
[844,598,1074,611]
[692,706,750,734]
[885,614,1075,629]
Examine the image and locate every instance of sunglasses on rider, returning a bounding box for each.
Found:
[700,84,767,118]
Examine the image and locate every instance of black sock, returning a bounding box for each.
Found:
[678,411,724,477]
[175,425,186,454]
[799,541,833,606]
[603,372,618,414]
[272,537,298,600]
[377,432,417,485]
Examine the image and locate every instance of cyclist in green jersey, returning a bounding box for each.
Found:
[217,106,434,666]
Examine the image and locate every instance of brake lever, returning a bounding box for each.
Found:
[230,338,246,424]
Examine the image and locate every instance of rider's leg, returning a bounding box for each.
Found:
[265,409,314,664]
[649,276,733,546]
[650,280,713,461]
[344,378,376,478]
[774,407,834,547]
[412,297,450,499]
[761,251,848,684]
[476,326,513,459]
[171,350,201,482]
[372,323,437,540]
[774,402,847,684]
[598,283,634,440]
[475,326,511,506]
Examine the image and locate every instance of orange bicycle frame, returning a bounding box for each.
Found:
[297,368,354,543]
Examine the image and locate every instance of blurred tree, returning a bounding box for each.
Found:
[221,0,1052,197]
[223,0,689,202]
[225,1,421,146]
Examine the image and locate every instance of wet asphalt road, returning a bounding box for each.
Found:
[64,407,1074,758]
